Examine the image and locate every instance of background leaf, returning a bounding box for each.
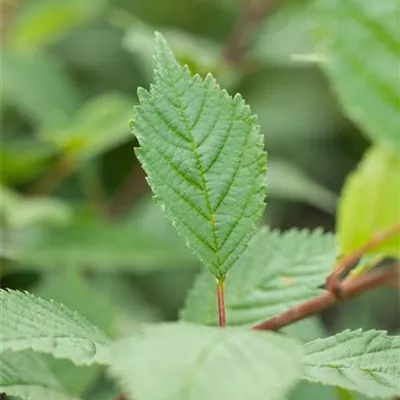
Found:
[2,51,81,126]
[0,137,56,185]
[337,145,400,257]
[181,228,336,326]
[0,350,78,400]
[268,159,337,213]
[251,0,314,66]
[133,33,267,279]
[6,0,106,51]
[0,290,110,366]
[312,0,400,151]
[8,201,196,272]
[40,93,134,163]
[1,186,72,230]
[110,323,302,400]
[304,329,400,398]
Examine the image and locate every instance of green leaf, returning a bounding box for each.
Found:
[0,137,55,185]
[304,329,400,398]
[2,51,81,126]
[6,0,105,51]
[109,323,302,400]
[40,93,134,162]
[0,290,110,366]
[1,186,72,230]
[338,145,400,257]
[251,0,314,66]
[0,350,78,400]
[268,159,337,213]
[181,228,336,326]
[123,21,233,85]
[312,0,400,151]
[34,269,116,337]
[8,202,195,272]
[133,33,267,279]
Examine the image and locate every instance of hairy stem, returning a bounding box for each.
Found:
[326,221,400,295]
[252,263,398,331]
[217,279,227,327]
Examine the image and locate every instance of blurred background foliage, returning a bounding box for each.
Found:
[0,0,398,399]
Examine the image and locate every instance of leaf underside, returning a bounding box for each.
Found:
[181,228,336,326]
[0,350,78,400]
[109,323,302,400]
[313,0,400,151]
[304,329,400,398]
[0,290,110,366]
[132,33,267,279]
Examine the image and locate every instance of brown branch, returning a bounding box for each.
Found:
[252,264,399,331]
[223,0,281,63]
[326,222,400,295]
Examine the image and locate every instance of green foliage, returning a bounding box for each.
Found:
[338,145,400,256]
[182,228,336,326]
[132,33,267,280]
[251,0,313,65]
[0,137,55,185]
[8,201,195,272]
[6,0,105,51]
[268,159,337,213]
[304,329,400,398]
[0,290,110,366]
[2,2,400,399]
[313,0,400,151]
[110,323,302,400]
[0,351,77,400]
[40,93,134,163]
[2,51,81,126]
[1,186,71,230]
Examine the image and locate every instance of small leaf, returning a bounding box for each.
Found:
[109,323,302,400]
[338,145,400,257]
[312,0,400,151]
[133,33,267,279]
[181,228,336,326]
[123,23,232,84]
[40,93,134,162]
[304,329,400,398]
[2,51,81,126]
[0,350,79,400]
[0,290,110,366]
[6,0,106,51]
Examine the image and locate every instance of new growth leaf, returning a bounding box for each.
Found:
[131,33,267,280]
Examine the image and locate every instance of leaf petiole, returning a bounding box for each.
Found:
[216,278,226,327]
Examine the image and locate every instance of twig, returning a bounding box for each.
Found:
[326,222,400,295]
[223,0,281,63]
[217,279,227,327]
[252,264,399,331]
